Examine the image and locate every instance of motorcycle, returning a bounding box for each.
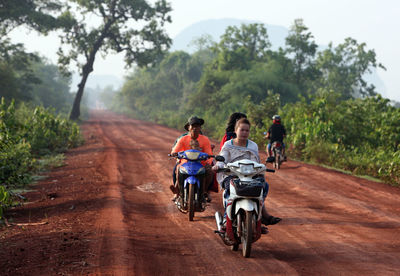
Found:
[271,141,284,169]
[169,149,224,221]
[214,159,274,257]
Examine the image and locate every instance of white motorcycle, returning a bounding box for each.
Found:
[214,159,274,257]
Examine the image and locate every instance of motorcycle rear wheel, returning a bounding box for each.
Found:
[241,210,253,257]
[188,184,195,221]
[274,151,281,170]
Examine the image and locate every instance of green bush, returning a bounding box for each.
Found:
[0,185,10,219]
[0,97,83,218]
[281,92,400,186]
[0,139,33,187]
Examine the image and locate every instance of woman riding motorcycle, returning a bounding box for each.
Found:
[213,118,281,226]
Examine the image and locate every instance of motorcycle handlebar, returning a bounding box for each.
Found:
[168,153,223,161]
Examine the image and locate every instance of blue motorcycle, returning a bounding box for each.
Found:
[170,149,224,221]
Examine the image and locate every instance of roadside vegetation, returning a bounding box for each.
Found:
[0,98,83,219]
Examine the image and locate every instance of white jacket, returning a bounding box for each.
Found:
[216,139,260,185]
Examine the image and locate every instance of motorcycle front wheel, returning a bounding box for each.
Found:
[241,210,253,257]
[188,184,195,221]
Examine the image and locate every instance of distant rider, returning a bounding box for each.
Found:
[265,115,286,162]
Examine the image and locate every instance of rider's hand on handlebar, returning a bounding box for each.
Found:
[212,164,220,172]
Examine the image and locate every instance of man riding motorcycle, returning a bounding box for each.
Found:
[170,116,214,203]
[265,115,287,162]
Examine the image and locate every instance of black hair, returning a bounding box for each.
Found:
[225,112,247,133]
[234,117,251,131]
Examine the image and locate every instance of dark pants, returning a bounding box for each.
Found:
[172,163,178,185]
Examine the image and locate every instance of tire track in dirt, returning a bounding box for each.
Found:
[89,117,131,275]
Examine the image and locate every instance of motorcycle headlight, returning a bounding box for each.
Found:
[186,151,200,160]
[240,164,254,174]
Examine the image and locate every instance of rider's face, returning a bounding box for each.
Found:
[189,124,201,139]
[235,123,250,140]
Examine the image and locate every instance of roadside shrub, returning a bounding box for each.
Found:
[16,104,83,155]
[0,185,10,219]
[0,139,33,187]
[0,97,83,218]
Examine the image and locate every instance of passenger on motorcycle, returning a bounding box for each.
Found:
[219,112,247,150]
[213,118,281,226]
[265,115,287,162]
[170,116,214,202]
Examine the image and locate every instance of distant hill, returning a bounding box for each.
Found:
[171,18,289,52]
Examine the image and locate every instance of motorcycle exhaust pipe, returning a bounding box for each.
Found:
[215,212,223,232]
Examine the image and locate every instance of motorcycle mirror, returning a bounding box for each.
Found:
[215,155,225,162]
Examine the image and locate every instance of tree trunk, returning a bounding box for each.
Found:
[68,20,114,120]
[69,71,91,120]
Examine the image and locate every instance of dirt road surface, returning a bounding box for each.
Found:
[1,111,400,275]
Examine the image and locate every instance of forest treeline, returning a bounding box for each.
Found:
[105,20,399,186]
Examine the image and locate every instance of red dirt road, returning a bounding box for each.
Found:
[1,110,400,275]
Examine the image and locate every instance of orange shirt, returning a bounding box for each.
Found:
[172,134,213,165]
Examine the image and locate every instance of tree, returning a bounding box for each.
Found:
[316,38,385,99]
[57,0,172,120]
[0,38,41,102]
[284,19,319,93]
[29,58,73,112]
[0,0,73,105]
[213,23,271,71]
[0,0,67,35]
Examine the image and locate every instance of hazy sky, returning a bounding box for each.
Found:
[9,0,400,101]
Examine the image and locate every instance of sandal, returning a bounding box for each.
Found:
[169,185,178,194]
[261,216,282,226]
[261,226,269,234]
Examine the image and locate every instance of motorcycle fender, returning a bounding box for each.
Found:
[184,176,200,188]
[234,200,258,215]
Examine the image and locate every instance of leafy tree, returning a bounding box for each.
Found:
[0,39,41,102]
[0,40,72,112]
[0,0,68,34]
[315,38,385,99]
[113,50,210,129]
[29,59,73,112]
[57,0,172,120]
[0,1,72,106]
[213,23,271,71]
[188,34,215,52]
[285,19,319,93]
